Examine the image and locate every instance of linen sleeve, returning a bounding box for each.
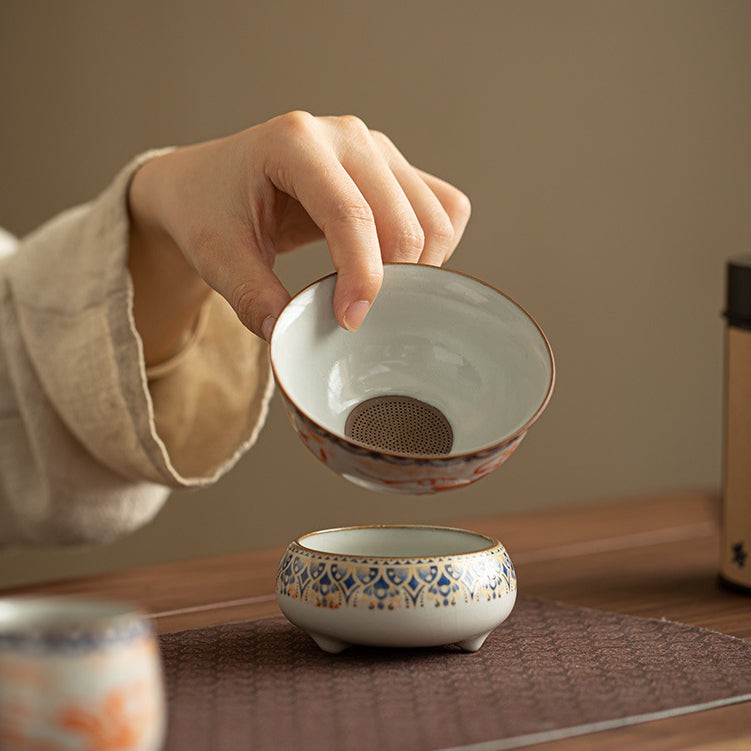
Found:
[0,151,274,548]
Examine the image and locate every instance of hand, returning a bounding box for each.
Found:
[127,112,471,362]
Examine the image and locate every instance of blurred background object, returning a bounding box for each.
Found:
[0,0,748,586]
[0,597,165,748]
[720,256,751,593]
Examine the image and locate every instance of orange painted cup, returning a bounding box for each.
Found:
[0,596,165,750]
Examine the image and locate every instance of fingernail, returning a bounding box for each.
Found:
[262,315,276,342]
[343,300,371,332]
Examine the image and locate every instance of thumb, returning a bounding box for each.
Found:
[223,256,291,341]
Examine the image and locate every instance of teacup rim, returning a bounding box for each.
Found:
[0,595,146,637]
[269,263,556,461]
[292,523,502,560]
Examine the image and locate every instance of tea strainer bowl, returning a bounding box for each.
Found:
[269,263,554,494]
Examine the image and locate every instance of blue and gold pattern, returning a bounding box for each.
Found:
[276,544,516,610]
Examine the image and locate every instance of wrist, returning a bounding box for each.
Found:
[127,153,211,367]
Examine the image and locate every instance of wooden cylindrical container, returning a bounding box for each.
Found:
[720,255,751,593]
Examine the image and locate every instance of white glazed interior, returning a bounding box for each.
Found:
[271,264,553,455]
[299,526,495,558]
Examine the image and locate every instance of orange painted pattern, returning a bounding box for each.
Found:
[286,396,525,493]
[58,680,158,750]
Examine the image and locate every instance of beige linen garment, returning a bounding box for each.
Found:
[0,151,273,549]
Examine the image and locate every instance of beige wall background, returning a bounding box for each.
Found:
[0,0,748,587]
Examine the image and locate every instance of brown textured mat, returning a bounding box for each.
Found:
[158,596,751,751]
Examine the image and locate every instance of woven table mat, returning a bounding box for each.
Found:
[158,595,751,751]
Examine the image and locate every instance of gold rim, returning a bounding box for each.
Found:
[269,263,555,461]
[293,523,501,559]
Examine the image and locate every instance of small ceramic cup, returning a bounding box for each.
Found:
[269,264,554,494]
[0,596,165,751]
[276,524,517,654]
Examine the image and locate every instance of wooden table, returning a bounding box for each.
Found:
[3,490,750,750]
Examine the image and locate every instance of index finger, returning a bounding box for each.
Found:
[269,140,383,332]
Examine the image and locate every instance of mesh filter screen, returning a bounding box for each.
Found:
[344,395,453,456]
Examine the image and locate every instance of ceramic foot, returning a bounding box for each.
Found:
[457,633,490,652]
[309,632,350,654]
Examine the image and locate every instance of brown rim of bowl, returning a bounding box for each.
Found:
[292,524,501,559]
[269,262,556,461]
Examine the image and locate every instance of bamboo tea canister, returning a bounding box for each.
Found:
[720,255,751,593]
